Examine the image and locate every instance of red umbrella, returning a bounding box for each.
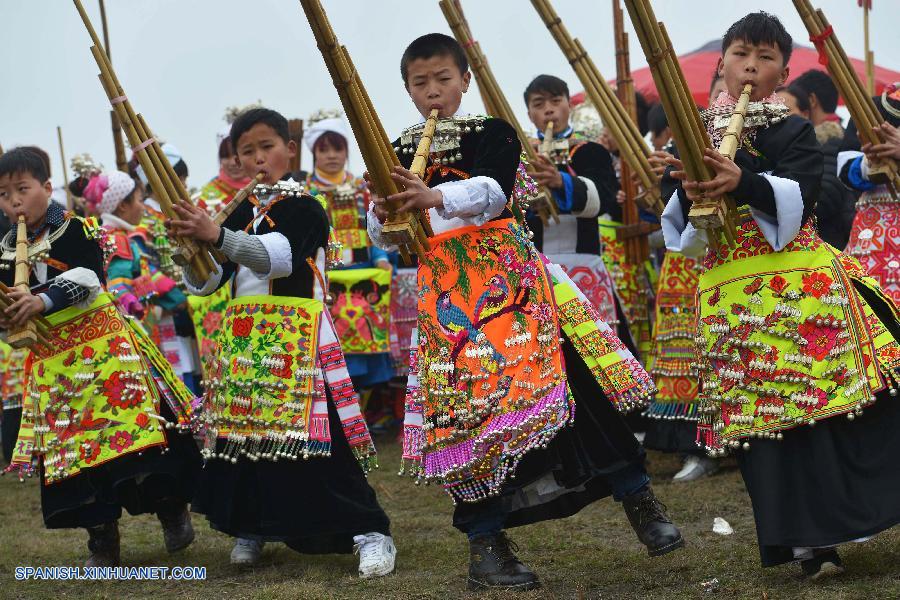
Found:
[571,39,900,108]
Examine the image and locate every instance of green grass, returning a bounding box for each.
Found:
[3,437,900,600]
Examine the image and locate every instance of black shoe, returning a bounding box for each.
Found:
[467,532,541,592]
[622,486,685,556]
[801,549,845,579]
[157,501,195,554]
[85,521,121,568]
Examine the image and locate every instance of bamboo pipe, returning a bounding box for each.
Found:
[7,217,38,348]
[410,109,440,178]
[531,0,658,204]
[98,0,127,172]
[440,0,558,223]
[213,173,264,226]
[76,0,216,278]
[56,127,73,212]
[87,45,214,279]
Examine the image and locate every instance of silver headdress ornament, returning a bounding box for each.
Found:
[307,108,344,126]
[224,101,264,124]
[70,153,103,178]
[570,99,604,143]
[253,177,306,198]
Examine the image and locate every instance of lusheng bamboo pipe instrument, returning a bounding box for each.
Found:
[792,0,899,198]
[6,217,46,348]
[56,126,74,212]
[614,0,649,265]
[98,0,127,173]
[439,0,559,225]
[624,0,738,250]
[540,121,555,157]
[213,173,265,227]
[0,279,53,346]
[530,0,662,216]
[410,109,441,180]
[73,0,218,279]
[299,0,431,264]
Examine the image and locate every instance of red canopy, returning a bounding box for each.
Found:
[571,39,900,108]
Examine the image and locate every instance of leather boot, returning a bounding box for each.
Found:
[85,521,121,568]
[622,486,685,556]
[157,500,195,553]
[467,532,540,592]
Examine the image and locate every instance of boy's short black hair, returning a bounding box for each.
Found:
[230,108,290,149]
[722,12,793,65]
[647,103,668,136]
[400,33,468,86]
[524,74,570,106]
[792,69,838,113]
[0,146,51,182]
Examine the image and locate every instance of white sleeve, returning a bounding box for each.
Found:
[434,175,507,226]
[183,257,224,296]
[836,150,864,178]
[252,232,293,279]
[660,190,708,258]
[749,173,803,251]
[572,176,601,218]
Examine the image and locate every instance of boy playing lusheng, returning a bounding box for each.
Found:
[662,12,900,577]
[0,147,200,567]
[524,74,622,330]
[169,108,395,576]
[368,33,682,592]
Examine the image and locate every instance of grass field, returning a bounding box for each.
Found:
[3,434,900,600]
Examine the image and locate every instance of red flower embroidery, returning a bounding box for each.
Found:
[202,311,223,335]
[232,316,254,338]
[108,430,134,453]
[801,272,834,299]
[269,353,293,379]
[81,346,95,361]
[135,412,149,429]
[107,336,129,357]
[768,275,789,294]
[798,321,840,361]
[63,352,76,367]
[79,439,102,464]
[102,371,143,410]
[707,287,721,307]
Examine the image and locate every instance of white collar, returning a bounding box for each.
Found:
[101,213,136,231]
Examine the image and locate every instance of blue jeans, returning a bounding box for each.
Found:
[465,462,650,540]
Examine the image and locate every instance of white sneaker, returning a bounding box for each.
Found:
[673,455,719,482]
[353,532,396,578]
[230,538,265,565]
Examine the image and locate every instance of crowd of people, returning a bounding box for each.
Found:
[1,8,900,593]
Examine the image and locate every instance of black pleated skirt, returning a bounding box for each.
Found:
[453,337,646,533]
[191,397,391,555]
[41,402,202,529]
[737,281,900,567]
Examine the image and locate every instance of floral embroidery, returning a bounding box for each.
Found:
[801,272,834,299]
[108,430,134,453]
[102,371,143,410]
[232,316,254,338]
[79,439,101,464]
[797,320,840,360]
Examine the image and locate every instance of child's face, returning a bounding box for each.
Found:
[717,40,789,102]
[0,171,52,230]
[314,139,348,176]
[234,123,297,185]
[526,91,571,135]
[116,187,146,226]
[220,151,245,181]
[405,55,471,119]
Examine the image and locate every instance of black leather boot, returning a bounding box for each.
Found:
[467,532,540,592]
[622,486,685,556]
[157,499,195,553]
[85,521,121,568]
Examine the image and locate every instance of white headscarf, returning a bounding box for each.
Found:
[83,170,136,215]
[133,142,183,186]
[303,117,351,153]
